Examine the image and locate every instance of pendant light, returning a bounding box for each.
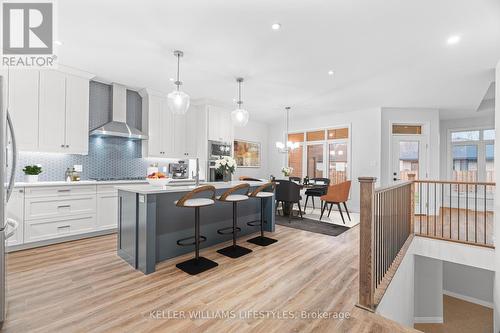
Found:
[275,106,299,153]
[167,50,190,115]
[231,77,249,127]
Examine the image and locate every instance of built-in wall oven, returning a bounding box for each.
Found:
[208,140,232,182]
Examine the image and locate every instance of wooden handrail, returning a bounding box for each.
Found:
[375,180,413,194]
[358,175,495,312]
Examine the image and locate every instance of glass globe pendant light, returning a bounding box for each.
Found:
[276,106,299,153]
[167,50,190,115]
[231,77,249,127]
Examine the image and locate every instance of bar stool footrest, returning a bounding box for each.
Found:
[217,227,241,235]
[176,235,207,247]
[216,245,252,258]
[176,257,218,275]
[247,220,262,227]
[247,236,278,247]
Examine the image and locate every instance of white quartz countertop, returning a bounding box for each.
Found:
[116,181,266,195]
[14,179,148,187]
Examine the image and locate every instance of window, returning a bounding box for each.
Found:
[307,144,324,178]
[450,128,494,186]
[329,142,348,184]
[287,127,349,184]
[392,125,422,135]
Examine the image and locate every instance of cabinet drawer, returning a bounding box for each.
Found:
[25,214,96,243]
[25,185,96,198]
[25,195,96,220]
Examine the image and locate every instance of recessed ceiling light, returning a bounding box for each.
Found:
[54,40,63,46]
[447,35,461,45]
[328,70,334,76]
[169,78,174,82]
[271,23,281,30]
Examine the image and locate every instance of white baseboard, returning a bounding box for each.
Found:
[443,290,494,309]
[414,317,443,324]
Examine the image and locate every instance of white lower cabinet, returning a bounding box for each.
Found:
[6,183,139,250]
[96,185,119,230]
[6,188,24,247]
[25,214,96,243]
[25,195,97,221]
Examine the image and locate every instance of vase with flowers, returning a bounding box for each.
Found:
[281,166,293,177]
[215,156,236,182]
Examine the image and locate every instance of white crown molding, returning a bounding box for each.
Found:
[54,64,95,79]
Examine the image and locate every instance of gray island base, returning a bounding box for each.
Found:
[116,181,275,274]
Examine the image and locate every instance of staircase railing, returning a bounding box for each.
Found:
[413,179,495,248]
[357,177,414,311]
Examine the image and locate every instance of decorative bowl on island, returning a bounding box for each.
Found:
[146,172,171,187]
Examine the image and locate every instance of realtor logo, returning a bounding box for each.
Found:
[3,2,53,54]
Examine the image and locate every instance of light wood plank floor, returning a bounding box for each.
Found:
[3,225,417,333]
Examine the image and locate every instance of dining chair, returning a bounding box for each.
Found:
[319,181,352,223]
[275,180,303,222]
[304,177,330,211]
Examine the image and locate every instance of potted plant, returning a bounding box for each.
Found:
[215,156,236,182]
[23,165,42,183]
[281,166,293,177]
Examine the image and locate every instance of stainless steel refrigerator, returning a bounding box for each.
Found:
[0,75,19,327]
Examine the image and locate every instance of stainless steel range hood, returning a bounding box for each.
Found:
[90,83,148,140]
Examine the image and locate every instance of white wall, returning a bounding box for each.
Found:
[376,244,415,327]
[443,261,494,308]
[380,108,440,186]
[267,108,382,212]
[439,114,495,180]
[233,119,270,180]
[414,256,443,323]
[493,59,500,332]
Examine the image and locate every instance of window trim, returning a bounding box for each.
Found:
[447,126,494,183]
[286,124,352,183]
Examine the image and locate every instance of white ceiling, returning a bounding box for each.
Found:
[57,0,500,122]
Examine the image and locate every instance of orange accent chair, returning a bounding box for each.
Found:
[319,181,352,223]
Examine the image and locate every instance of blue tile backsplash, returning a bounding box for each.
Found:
[15,81,179,182]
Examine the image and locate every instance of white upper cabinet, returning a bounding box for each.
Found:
[38,70,67,152]
[8,70,40,151]
[6,68,92,155]
[65,74,89,154]
[142,91,197,159]
[208,105,233,143]
[145,94,163,157]
[38,70,90,154]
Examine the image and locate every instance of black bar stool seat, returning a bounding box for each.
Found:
[175,185,218,275]
[247,182,278,246]
[216,183,253,259]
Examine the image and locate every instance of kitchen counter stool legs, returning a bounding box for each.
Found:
[175,185,218,275]
[247,182,278,246]
[216,183,253,258]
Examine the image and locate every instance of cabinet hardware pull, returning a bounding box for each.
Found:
[57,205,71,208]
[57,225,70,229]
[61,144,65,147]
[66,145,69,148]
[57,189,71,192]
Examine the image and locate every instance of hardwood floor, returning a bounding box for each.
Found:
[3,225,417,332]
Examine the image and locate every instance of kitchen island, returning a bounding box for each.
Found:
[116,181,275,274]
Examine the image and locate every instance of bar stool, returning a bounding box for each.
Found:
[247,182,278,246]
[216,183,253,258]
[175,185,218,275]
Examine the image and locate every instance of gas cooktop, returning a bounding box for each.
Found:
[89,177,145,182]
